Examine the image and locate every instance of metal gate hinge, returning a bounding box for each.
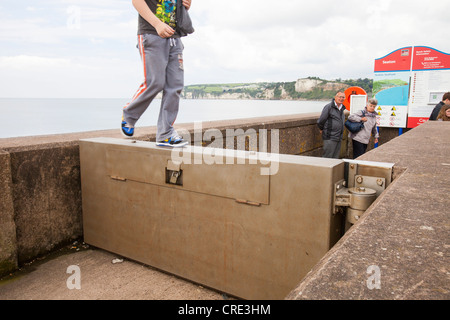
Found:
[333,179,349,213]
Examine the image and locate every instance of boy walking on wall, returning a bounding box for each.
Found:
[121,0,192,147]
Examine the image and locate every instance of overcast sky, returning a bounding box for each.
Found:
[0,0,449,98]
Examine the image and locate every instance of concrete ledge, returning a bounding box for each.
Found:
[286,121,449,300]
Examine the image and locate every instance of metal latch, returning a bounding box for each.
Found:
[170,171,180,184]
[166,160,183,186]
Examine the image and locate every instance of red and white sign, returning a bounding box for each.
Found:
[407,117,429,128]
[412,46,450,71]
[375,46,450,129]
[374,47,412,72]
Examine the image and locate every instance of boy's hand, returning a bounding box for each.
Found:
[156,21,175,38]
[183,0,191,10]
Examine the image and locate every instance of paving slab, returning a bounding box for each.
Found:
[0,243,231,300]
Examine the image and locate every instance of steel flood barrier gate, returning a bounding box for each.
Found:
[79,138,393,299]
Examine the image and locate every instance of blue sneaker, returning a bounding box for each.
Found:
[156,134,188,147]
[121,120,134,138]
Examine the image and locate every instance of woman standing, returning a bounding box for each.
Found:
[348,98,380,159]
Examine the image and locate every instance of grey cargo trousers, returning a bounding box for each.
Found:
[123,34,184,141]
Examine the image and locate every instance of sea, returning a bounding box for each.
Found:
[0,98,327,139]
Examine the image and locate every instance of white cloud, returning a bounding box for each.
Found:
[1,0,450,97]
[184,0,374,83]
[0,1,136,45]
[183,0,450,85]
[0,55,71,69]
[0,55,142,98]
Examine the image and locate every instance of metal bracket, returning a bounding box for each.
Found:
[333,179,350,214]
[354,175,386,197]
[345,159,394,190]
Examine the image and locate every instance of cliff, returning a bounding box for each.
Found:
[183,77,372,100]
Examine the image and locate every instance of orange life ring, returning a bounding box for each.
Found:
[343,86,367,111]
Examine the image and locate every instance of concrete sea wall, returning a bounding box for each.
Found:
[4,112,447,301]
[0,112,405,280]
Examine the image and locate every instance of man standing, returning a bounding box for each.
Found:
[317,91,346,158]
[429,92,450,121]
[121,0,193,147]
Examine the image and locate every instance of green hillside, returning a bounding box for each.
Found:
[183,77,373,100]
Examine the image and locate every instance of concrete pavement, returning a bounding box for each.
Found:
[0,242,230,300]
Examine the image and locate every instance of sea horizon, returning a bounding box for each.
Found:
[1,97,327,139]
